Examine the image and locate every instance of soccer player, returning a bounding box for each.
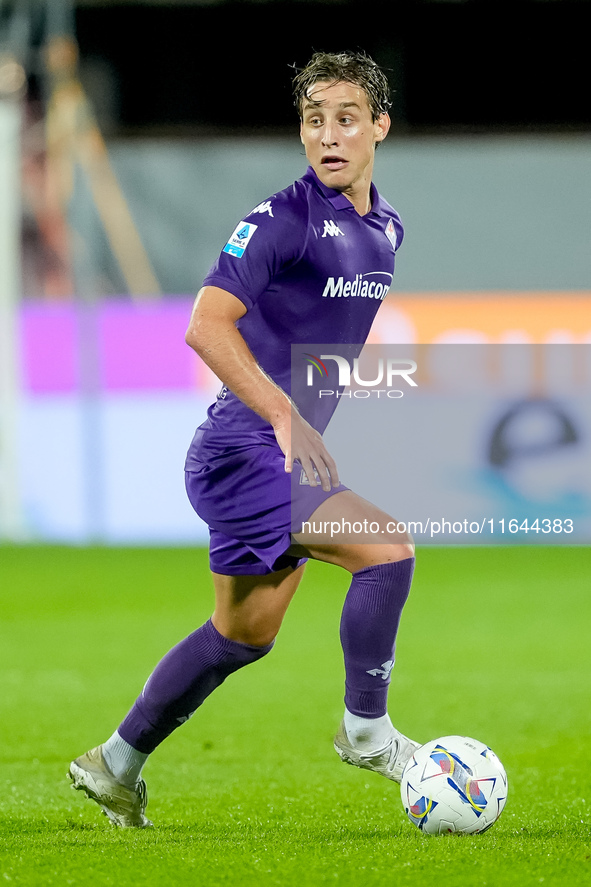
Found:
[68,51,419,828]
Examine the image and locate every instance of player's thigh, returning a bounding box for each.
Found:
[211,563,306,646]
[290,490,414,573]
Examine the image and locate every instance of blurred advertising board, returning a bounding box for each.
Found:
[4,292,590,543]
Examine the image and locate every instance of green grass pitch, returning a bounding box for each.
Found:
[1,545,590,885]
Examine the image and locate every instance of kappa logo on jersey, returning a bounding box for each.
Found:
[223,221,259,258]
[250,200,274,218]
[385,218,397,250]
[321,220,345,238]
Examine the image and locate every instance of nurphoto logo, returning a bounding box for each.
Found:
[304,353,418,398]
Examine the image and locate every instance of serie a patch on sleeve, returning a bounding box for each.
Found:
[223,221,259,258]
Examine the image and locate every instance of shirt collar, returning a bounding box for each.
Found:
[303,166,386,217]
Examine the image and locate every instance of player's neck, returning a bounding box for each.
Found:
[342,186,372,216]
[340,171,374,216]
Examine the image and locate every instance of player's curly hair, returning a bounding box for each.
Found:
[292,51,392,122]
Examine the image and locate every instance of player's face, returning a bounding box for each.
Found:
[300,80,390,214]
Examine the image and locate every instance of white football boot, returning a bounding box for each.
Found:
[68,745,153,828]
[334,720,420,784]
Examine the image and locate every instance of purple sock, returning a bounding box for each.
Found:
[118,619,273,754]
[340,558,415,718]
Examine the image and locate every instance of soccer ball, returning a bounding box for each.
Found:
[400,735,508,835]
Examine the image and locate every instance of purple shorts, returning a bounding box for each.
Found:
[185,433,347,576]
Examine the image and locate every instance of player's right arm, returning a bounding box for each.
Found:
[185,285,339,492]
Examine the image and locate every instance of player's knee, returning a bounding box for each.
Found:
[211,612,279,649]
[371,541,414,565]
[243,630,277,649]
[223,627,277,649]
[393,542,415,561]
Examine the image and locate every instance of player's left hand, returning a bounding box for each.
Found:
[274,411,340,492]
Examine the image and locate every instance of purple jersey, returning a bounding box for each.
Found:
[185,166,403,468]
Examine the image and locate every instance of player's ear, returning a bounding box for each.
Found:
[374,112,391,146]
[299,119,305,144]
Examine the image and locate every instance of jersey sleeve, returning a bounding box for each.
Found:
[202,195,306,311]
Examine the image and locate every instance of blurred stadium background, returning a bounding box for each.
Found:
[0,0,590,545]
